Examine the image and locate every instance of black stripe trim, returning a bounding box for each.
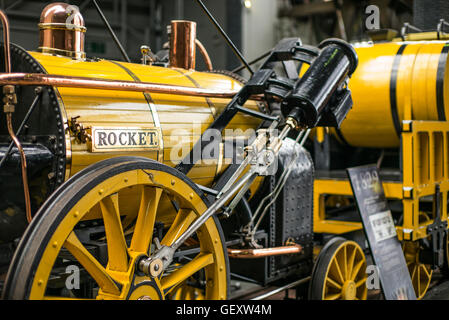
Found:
[108,60,157,106]
[390,44,407,137]
[172,68,217,119]
[106,61,163,161]
[436,43,449,121]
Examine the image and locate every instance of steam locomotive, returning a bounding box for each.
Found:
[0,2,364,300]
[2,1,448,302]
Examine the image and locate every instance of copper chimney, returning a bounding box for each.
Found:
[38,3,86,59]
[169,20,196,70]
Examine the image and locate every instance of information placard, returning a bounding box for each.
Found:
[347,165,416,300]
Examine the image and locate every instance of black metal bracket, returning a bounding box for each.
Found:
[400,22,422,41]
[437,19,449,40]
[425,184,448,269]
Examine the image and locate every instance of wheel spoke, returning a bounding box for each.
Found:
[347,246,356,279]
[161,252,213,293]
[411,265,417,282]
[100,193,129,272]
[417,265,421,296]
[422,264,431,279]
[351,259,364,280]
[324,293,341,300]
[326,277,342,290]
[161,209,197,246]
[331,257,345,284]
[343,245,348,279]
[355,277,367,288]
[63,232,121,296]
[130,187,163,253]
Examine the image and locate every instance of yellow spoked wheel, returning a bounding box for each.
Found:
[402,241,432,300]
[402,212,432,300]
[309,238,367,300]
[3,157,228,300]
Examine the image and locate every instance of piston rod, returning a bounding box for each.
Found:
[173,171,257,249]
[139,170,257,277]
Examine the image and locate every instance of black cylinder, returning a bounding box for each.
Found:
[282,39,357,128]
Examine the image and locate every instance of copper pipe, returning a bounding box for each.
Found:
[0,73,241,98]
[170,20,197,70]
[0,73,271,103]
[227,245,302,258]
[164,39,213,71]
[6,113,32,223]
[0,10,11,73]
[0,11,31,222]
[195,39,213,71]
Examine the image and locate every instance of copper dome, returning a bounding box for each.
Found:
[38,2,86,59]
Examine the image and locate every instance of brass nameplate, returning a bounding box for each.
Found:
[89,127,160,152]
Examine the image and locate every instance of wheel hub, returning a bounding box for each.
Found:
[342,280,356,300]
[127,283,162,300]
[127,277,164,300]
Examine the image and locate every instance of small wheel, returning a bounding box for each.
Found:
[309,238,367,300]
[3,157,229,300]
[402,241,432,300]
[402,212,432,300]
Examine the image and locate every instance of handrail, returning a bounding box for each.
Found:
[0,73,239,98]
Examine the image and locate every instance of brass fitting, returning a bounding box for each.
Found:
[67,116,92,143]
[3,84,16,113]
[140,45,157,65]
[285,116,298,129]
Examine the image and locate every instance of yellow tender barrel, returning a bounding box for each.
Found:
[338,41,449,148]
[28,52,262,187]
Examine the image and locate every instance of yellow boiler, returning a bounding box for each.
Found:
[28,52,262,187]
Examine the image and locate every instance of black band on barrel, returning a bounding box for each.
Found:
[436,43,449,121]
[390,44,407,137]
